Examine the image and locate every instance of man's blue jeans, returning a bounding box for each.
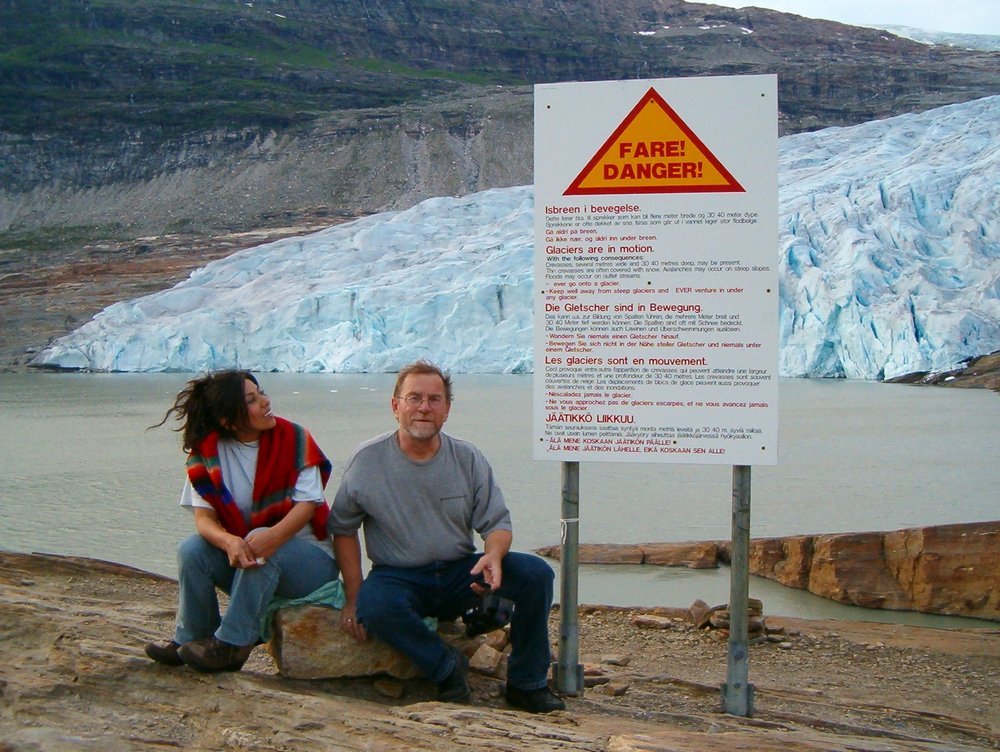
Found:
[173,533,339,647]
[356,552,555,690]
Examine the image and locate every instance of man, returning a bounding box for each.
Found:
[328,360,564,713]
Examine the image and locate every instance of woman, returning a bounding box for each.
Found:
[145,370,339,672]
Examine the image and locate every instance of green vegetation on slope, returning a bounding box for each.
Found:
[0,0,495,143]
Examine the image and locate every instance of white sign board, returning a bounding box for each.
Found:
[533,75,779,465]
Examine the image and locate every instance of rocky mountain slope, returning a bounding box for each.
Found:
[2,0,998,241]
[0,0,997,367]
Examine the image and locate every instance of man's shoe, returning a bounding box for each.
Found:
[144,639,183,666]
[436,644,471,704]
[505,684,566,713]
[178,637,254,673]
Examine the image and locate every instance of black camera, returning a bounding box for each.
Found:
[462,591,515,637]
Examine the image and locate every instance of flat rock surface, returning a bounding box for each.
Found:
[1,551,998,751]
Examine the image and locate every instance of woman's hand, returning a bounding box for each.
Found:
[223,534,260,569]
[245,527,282,562]
[245,501,316,563]
[194,508,260,568]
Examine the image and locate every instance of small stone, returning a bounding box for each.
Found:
[294,721,324,732]
[483,628,509,652]
[708,611,730,629]
[601,654,631,667]
[632,614,675,630]
[469,644,504,676]
[778,642,794,650]
[596,681,630,696]
[373,678,405,698]
[689,599,712,628]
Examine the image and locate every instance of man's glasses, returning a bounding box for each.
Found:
[400,394,446,408]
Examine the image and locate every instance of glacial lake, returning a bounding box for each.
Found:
[0,372,996,629]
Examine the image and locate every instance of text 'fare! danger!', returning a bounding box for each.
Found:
[565,87,744,196]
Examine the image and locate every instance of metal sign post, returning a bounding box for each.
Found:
[555,460,584,695]
[721,464,755,716]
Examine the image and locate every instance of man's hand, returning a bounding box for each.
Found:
[471,529,512,593]
[470,550,503,594]
[339,601,368,642]
[333,532,367,641]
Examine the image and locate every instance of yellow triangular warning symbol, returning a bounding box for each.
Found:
[565,87,744,196]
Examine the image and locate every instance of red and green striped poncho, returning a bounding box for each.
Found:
[186,416,331,540]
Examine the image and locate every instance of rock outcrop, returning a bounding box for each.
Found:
[269,604,510,681]
[2,551,998,750]
[4,0,1000,244]
[748,521,1000,620]
[888,350,1000,392]
[538,520,1000,620]
[535,541,720,568]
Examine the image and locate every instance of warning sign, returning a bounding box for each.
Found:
[533,75,778,466]
[565,87,744,196]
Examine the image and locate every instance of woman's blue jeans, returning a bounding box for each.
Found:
[173,533,339,647]
[356,552,555,690]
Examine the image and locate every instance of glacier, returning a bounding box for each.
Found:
[32,96,1000,379]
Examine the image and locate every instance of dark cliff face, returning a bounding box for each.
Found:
[0,0,997,238]
[4,0,997,143]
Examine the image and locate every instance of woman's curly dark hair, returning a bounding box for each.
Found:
[150,370,259,451]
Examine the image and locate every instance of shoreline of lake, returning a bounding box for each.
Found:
[2,372,997,629]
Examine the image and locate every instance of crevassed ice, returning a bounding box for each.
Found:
[33,97,1000,378]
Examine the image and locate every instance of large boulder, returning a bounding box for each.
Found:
[267,605,506,680]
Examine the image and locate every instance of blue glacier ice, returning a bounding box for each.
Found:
[33,96,1000,378]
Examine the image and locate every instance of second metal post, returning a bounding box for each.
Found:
[722,464,755,716]
[556,460,584,695]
